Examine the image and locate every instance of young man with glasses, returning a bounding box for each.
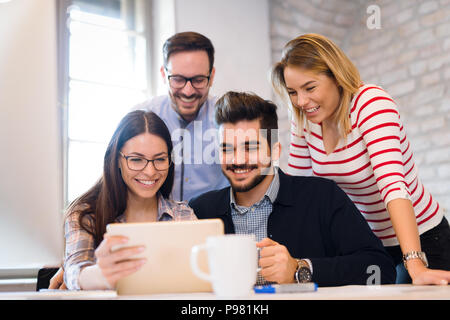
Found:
[135,32,228,202]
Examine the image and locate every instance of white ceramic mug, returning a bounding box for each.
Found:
[190,234,259,297]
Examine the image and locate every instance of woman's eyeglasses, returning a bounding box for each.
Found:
[120,152,171,171]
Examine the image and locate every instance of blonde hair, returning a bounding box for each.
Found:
[271,33,362,139]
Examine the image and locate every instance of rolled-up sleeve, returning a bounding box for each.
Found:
[63,212,96,290]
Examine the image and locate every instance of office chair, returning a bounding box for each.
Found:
[36,268,60,291]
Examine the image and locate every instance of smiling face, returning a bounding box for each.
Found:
[161,50,215,122]
[219,119,279,193]
[283,66,341,126]
[119,133,170,201]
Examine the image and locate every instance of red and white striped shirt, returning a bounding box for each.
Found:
[287,84,443,246]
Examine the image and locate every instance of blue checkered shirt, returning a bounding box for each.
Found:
[230,167,280,285]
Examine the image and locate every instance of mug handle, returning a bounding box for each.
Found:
[190,243,212,282]
[256,247,262,273]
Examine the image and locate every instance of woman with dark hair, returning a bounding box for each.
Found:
[62,110,196,290]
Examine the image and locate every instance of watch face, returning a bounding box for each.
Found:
[297,267,312,283]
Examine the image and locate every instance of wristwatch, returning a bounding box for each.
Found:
[294,259,312,283]
[402,251,428,270]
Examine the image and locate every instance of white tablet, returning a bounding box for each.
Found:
[106,219,224,295]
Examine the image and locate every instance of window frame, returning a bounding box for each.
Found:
[57,0,154,206]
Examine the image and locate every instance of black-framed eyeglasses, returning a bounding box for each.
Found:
[120,152,171,171]
[167,74,211,89]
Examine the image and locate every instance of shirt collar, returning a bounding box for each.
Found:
[157,193,176,220]
[265,166,280,203]
[230,166,280,210]
[115,192,175,223]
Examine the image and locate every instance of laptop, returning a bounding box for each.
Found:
[106,219,224,295]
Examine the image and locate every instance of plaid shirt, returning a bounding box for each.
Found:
[63,193,196,290]
[230,167,280,285]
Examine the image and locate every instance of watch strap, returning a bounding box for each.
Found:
[402,251,428,269]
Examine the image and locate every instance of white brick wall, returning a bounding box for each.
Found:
[270,0,450,218]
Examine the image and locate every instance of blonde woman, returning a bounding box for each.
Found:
[272,33,450,285]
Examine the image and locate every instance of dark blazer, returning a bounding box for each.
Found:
[189,169,396,287]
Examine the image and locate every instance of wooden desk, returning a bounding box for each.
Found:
[0,284,449,300]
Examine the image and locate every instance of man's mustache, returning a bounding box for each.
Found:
[226,164,258,171]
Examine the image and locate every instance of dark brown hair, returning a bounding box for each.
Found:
[162,31,215,73]
[66,111,174,246]
[215,91,278,146]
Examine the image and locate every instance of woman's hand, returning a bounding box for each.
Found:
[80,234,147,290]
[407,260,450,285]
[48,267,67,289]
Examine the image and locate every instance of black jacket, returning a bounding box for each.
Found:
[189,169,396,286]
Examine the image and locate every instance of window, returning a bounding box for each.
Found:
[63,0,149,203]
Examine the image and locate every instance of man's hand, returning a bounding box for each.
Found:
[257,238,298,284]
